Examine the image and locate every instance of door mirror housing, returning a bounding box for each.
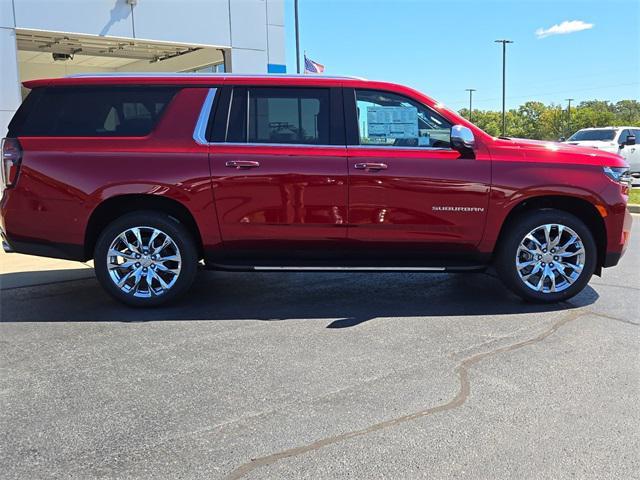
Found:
[559,136,566,142]
[451,125,475,153]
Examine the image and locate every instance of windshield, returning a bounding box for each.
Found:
[568,129,616,141]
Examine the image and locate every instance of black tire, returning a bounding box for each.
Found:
[94,211,198,307]
[495,209,597,303]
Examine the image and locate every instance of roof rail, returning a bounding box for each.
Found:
[65,72,367,80]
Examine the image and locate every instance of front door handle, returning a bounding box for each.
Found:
[354,162,388,171]
[225,160,260,169]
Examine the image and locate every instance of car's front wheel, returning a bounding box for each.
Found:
[495,209,597,303]
[94,211,198,307]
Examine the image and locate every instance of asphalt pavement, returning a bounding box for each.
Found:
[1,218,638,479]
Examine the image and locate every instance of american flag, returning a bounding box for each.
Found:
[304,55,325,74]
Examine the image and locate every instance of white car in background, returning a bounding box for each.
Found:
[565,127,640,176]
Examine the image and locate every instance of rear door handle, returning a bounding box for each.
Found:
[354,162,388,171]
[225,160,260,169]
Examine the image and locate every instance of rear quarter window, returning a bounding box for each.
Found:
[14,86,178,137]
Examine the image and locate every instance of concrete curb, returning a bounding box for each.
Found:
[629,204,640,214]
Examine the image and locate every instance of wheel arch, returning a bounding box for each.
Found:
[494,195,607,273]
[85,194,204,260]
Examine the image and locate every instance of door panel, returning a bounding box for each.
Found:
[345,87,491,255]
[206,85,348,262]
[211,144,348,251]
[347,146,491,250]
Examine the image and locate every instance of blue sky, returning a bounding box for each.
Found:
[283,0,640,112]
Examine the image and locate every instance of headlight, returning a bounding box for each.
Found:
[603,166,632,193]
[603,166,630,182]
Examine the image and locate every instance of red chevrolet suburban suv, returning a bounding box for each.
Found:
[0,74,633,306]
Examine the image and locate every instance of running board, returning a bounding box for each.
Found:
[252,266,445,271]
[205,264,487,273]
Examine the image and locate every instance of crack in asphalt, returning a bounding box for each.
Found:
[224,310,584,480]
[588,311,639,326]
[589,281,640,292]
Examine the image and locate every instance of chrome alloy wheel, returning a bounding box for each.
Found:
[107,226,182,298]
[515,224,585,294]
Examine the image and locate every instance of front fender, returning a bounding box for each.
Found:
[479,161,609,253]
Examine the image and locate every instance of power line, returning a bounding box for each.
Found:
[431,68,633,99]
[446,82,640,108]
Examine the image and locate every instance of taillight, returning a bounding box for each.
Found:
[1,138,22,188]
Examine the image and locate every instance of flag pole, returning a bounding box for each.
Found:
[298,50,304,137]
[295,0,301,74]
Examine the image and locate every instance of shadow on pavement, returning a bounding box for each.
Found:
[0,268,94,290]
[0,267,598,325]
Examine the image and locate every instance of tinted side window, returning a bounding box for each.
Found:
[618,129,630,144]
[7,88,43,137]
[226,87,331,145]
[19,87,178,137]
[355,89,452,148]
[226,87,247,143]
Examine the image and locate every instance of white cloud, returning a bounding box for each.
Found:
[535,20,594,39]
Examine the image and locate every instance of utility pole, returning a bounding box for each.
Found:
[294,0,301,74]
[565,98,574,137]
[465,88,476,122]
[495,39,513,137]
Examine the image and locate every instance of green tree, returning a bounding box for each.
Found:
[458,98,638,140]
[540,104,565,140]
[571,107,616,133]
[613,100,640,124]
[465,110,502,137]
[510,101,547,139]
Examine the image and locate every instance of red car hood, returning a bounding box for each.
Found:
[491,137,627,167]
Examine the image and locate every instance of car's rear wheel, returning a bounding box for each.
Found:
[495,209,597,303]
[94,211,198,307]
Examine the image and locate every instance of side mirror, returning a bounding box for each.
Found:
[451,125,475,154]
[626,134,636,146]
[559,136,566,142]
